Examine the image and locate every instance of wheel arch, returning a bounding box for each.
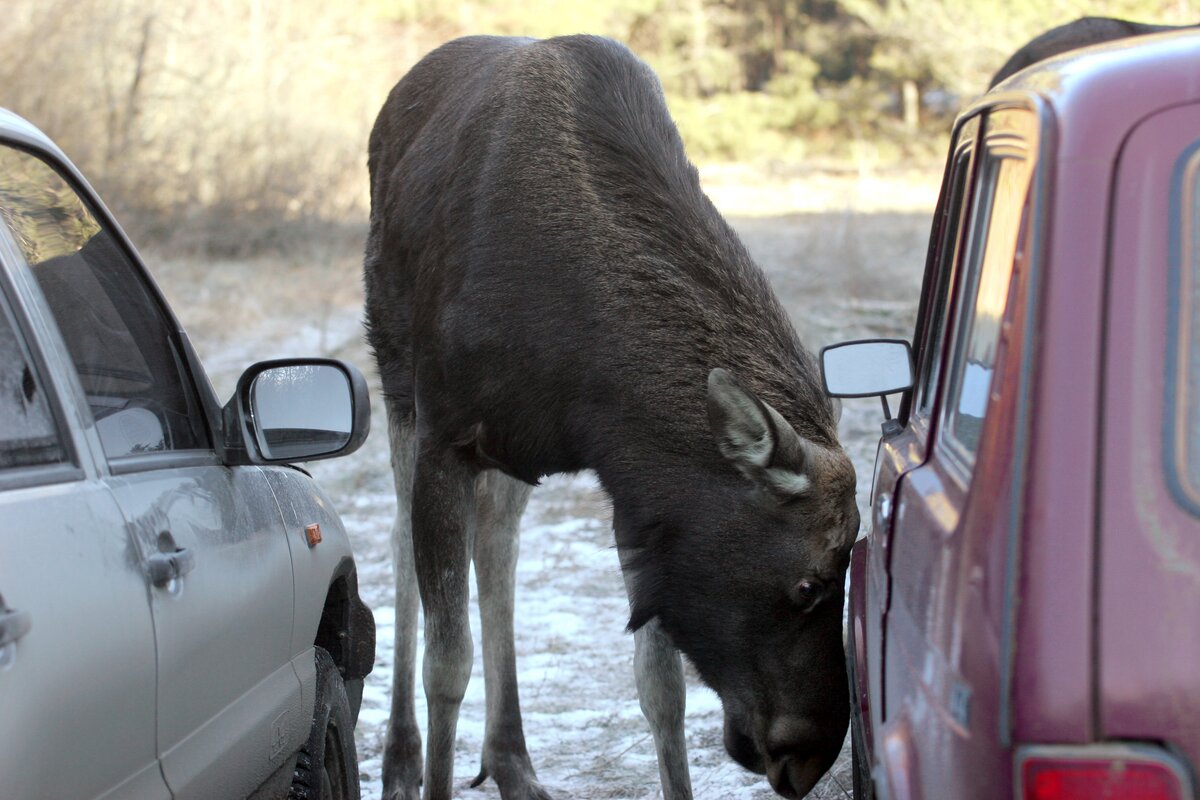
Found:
[313,558,375,721]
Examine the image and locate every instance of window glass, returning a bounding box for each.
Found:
[942,111,1035,467]
[0,294,64,469]
[917,140,975,415]
[0,146,206,458]
[905,114,979,427]
[1177,146,1200,500]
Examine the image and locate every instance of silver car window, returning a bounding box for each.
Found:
[0,293,63,469]
[0,145,207,458]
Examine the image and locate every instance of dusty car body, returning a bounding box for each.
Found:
[824,30,1200,799]
[0,108,375,800]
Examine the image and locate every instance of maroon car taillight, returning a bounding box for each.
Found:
[1018,746,1194,800]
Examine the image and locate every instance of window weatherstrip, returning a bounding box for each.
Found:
[1164,140,1200,517]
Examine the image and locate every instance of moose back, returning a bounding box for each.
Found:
[364,35,859,800]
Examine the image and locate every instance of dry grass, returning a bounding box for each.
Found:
[700,162,941,217]
[145,225,367,399]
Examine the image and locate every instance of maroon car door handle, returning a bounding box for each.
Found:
[874,492,893,531]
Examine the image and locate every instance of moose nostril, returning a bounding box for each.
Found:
[767,756,800,799]
[723,716,766,773]
[765,717,818,760]
[767,754,825,800]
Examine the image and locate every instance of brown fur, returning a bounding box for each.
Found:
[365,35,857,800]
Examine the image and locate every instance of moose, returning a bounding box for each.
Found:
[364,35,859,800]
[990,16,1197,87]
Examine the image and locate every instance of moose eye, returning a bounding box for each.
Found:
[789,578,825,613]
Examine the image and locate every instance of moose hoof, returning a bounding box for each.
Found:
[381,763,421,800]
[382,787,420,800]
[493,781,554,800]
[381,736,422,800]
[473,754,554,800]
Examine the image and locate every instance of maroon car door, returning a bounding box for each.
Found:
[856,112,979,774]
[1098,101,1200,774]
[871,107,1038,799]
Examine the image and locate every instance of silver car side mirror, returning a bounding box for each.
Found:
[250,364,354,461]
[223,358,371,465]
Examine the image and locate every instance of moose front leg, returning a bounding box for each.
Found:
[621,570,694,800]
[412,439,477,800]
[632,620,694,799]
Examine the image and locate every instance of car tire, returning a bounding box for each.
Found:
[289,647,361,800]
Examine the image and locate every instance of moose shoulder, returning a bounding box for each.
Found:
[364,35,858,800]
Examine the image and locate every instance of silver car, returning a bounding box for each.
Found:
[0,108,375,800]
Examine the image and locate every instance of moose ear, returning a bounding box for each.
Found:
[706,368,816,499]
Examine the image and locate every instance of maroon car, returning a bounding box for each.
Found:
[822,30,1200,800]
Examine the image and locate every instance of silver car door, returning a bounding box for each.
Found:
[107,466,300,799]
[0,273,167,800]
[0,143,302,799]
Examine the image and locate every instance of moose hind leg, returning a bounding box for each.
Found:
[412,439,477,800]
[623,574,694,800]
[382,406,422,800]
[471,470,552,800]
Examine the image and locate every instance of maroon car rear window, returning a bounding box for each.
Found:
[1171,144,1200,509]
[942,109,1036,470]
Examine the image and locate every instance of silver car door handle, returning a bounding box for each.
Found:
[144,547,196,587]
[0,607,32,648]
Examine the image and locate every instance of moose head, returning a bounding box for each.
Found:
[622,368,859,798]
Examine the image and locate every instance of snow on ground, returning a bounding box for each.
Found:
[159,170,937,800]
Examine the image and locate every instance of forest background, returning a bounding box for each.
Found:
[0,0,1192,255]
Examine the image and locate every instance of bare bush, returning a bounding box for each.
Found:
[0,0,1189,254]
[0,0,421,253]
